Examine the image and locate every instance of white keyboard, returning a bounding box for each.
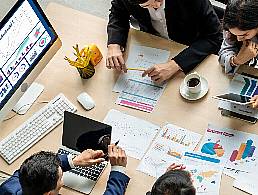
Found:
[0,93,77,164]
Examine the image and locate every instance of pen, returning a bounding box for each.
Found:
[127,67,146,71]
[103,140,120,159]
[114,140,120,146]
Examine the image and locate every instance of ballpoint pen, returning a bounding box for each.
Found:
[104,140,120,160]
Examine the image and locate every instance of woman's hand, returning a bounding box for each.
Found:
[234,40,258,65]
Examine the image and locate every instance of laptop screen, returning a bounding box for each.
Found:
[63,111,112,154]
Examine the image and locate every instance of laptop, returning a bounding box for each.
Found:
[58,111,112,194]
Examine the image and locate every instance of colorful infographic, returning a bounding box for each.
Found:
[201,140,225,157]
[137,124,202,178]
[187,165,222,195]
[198,124,258,178]
[230,139,256,162]
[182,151,225,195]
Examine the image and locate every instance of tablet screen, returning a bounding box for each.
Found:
[215,93,251,104]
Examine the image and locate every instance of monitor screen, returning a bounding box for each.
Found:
[0,0,58,111]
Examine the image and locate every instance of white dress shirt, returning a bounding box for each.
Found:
[147,0,169,39]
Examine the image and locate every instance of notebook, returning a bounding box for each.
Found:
[58,111,112,194]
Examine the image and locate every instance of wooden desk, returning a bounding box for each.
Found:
[0,3,256,195]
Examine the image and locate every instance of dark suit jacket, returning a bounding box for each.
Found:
[107,0,223,73]
[0,155,130,195]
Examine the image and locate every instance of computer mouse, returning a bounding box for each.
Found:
[77,92,95,110]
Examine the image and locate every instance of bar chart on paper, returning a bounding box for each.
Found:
[116,78,165,112]
[198,124,258,178]
[113,45,170,112]
[230,139,256,162]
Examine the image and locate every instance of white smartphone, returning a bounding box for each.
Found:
[213,93,252,105]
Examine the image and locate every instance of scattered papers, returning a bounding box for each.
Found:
[113,45,170,112]
[183,151,224,195]
[137,140,187,178]
[103,109,159,159]
[197,124,258,178]
[137,124,202,178]
[233,170,258,195]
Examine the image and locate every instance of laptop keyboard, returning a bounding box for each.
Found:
[58,148,107,181]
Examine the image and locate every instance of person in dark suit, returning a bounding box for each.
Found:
[0,145,129,195]
[107,0,222,84]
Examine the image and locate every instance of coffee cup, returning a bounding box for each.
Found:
[184,72,202,94]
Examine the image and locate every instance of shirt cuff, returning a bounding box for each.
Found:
[67,154,75,169]
[111,165,126,174]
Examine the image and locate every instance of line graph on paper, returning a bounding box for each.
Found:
[0,1,39,65]
[103,109,159,159]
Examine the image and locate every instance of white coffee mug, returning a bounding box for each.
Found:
[184,72,202,94]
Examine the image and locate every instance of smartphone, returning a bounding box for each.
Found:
[221,109,257,124]
[213,93,251,105]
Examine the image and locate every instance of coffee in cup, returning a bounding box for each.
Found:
[184,72,202,94]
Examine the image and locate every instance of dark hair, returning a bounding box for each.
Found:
[150,170,196,195]
[223,0,258,31]
[19,151,61,195]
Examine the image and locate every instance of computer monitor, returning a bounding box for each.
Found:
[0,0,61,122]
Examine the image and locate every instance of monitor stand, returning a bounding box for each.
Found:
[12,82,44,115]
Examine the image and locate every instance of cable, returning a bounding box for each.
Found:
[3,101,49,122]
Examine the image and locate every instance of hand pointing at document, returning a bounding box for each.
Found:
[142,59,182,84]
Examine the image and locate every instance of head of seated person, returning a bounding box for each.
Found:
[223,0,258,42]
[149,169,196,195]
[19,151,63,195]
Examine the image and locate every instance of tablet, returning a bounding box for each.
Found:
[213,93,251,105]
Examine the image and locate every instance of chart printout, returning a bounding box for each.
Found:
[198,124,258,178]
[137,124,202,177]
[103,109,159,159]
[113,45,170,112]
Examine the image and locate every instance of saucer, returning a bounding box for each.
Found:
[180,77,209,101]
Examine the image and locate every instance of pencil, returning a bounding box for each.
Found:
[127,67,146,71]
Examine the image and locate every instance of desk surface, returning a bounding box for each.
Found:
[0,3,256,195]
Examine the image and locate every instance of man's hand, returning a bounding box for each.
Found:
[108,144,127,167]
[142,60,181,84]
[72,149,105,167]
[166,163,186,173]
[106,44,127,73]
[234,40,258,65]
